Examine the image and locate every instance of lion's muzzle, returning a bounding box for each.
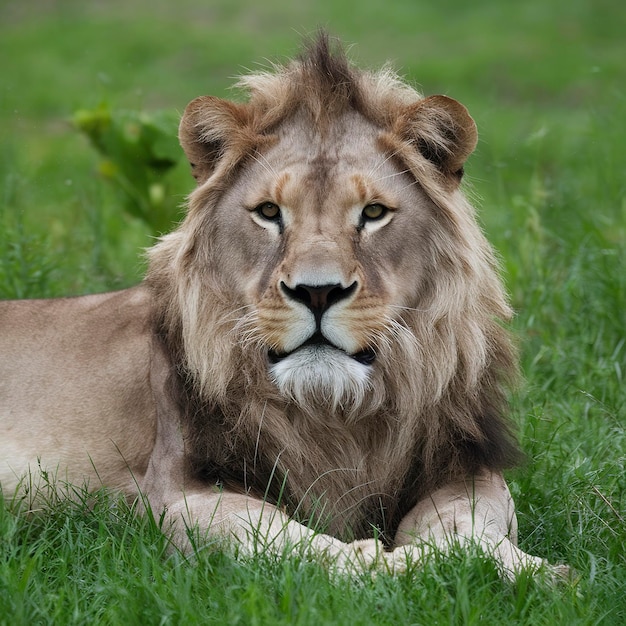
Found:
[274,279,376,365]
[266,278,376,407]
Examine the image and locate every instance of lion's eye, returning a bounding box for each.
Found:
[255,202,281,221]
[361,203,388,221]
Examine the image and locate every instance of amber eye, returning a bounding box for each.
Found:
[255,202,281,221]
[361,203,388,221]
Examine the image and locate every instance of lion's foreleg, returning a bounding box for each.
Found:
[159,489,386,573]
[390,470,563,579]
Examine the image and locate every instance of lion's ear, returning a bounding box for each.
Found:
[400,95,478,181]
[179,95,249,184]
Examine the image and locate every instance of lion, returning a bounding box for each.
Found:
[0,35,566,579]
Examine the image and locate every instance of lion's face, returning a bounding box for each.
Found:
[209,110,435,408]
[153,45,514,420]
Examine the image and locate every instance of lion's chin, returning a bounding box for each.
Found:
[269,344,372,412]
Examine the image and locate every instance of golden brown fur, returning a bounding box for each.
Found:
[0,35,566,578]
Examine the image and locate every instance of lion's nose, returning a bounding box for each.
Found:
[280,281,357,320]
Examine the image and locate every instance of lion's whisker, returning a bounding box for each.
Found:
[387,304,431,313]
[250,151,281,184]
[366,148,403,179]
[369,168,412,185]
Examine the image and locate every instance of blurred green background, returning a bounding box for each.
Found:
[1,0,623,295]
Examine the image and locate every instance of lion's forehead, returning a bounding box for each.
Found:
[255,166,388,213]
[246,119,407,217]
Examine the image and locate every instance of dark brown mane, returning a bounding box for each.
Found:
[234,32,417,136]
[147,33,521,544]
[295,33,361,120]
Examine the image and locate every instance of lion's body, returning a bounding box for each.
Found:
[0,287,156,497]
[0,36,566,578]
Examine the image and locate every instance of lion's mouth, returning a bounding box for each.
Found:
[268,333,376,366]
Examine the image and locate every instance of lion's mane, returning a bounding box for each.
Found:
[146,36,521,543]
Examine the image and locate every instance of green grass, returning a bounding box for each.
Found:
[1,0,625,623]
[0,490,602,625]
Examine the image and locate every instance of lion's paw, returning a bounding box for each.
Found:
[330,538,386,574]
[327,540,426,578]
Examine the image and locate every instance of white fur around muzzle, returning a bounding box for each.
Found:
[270,344,371,410]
